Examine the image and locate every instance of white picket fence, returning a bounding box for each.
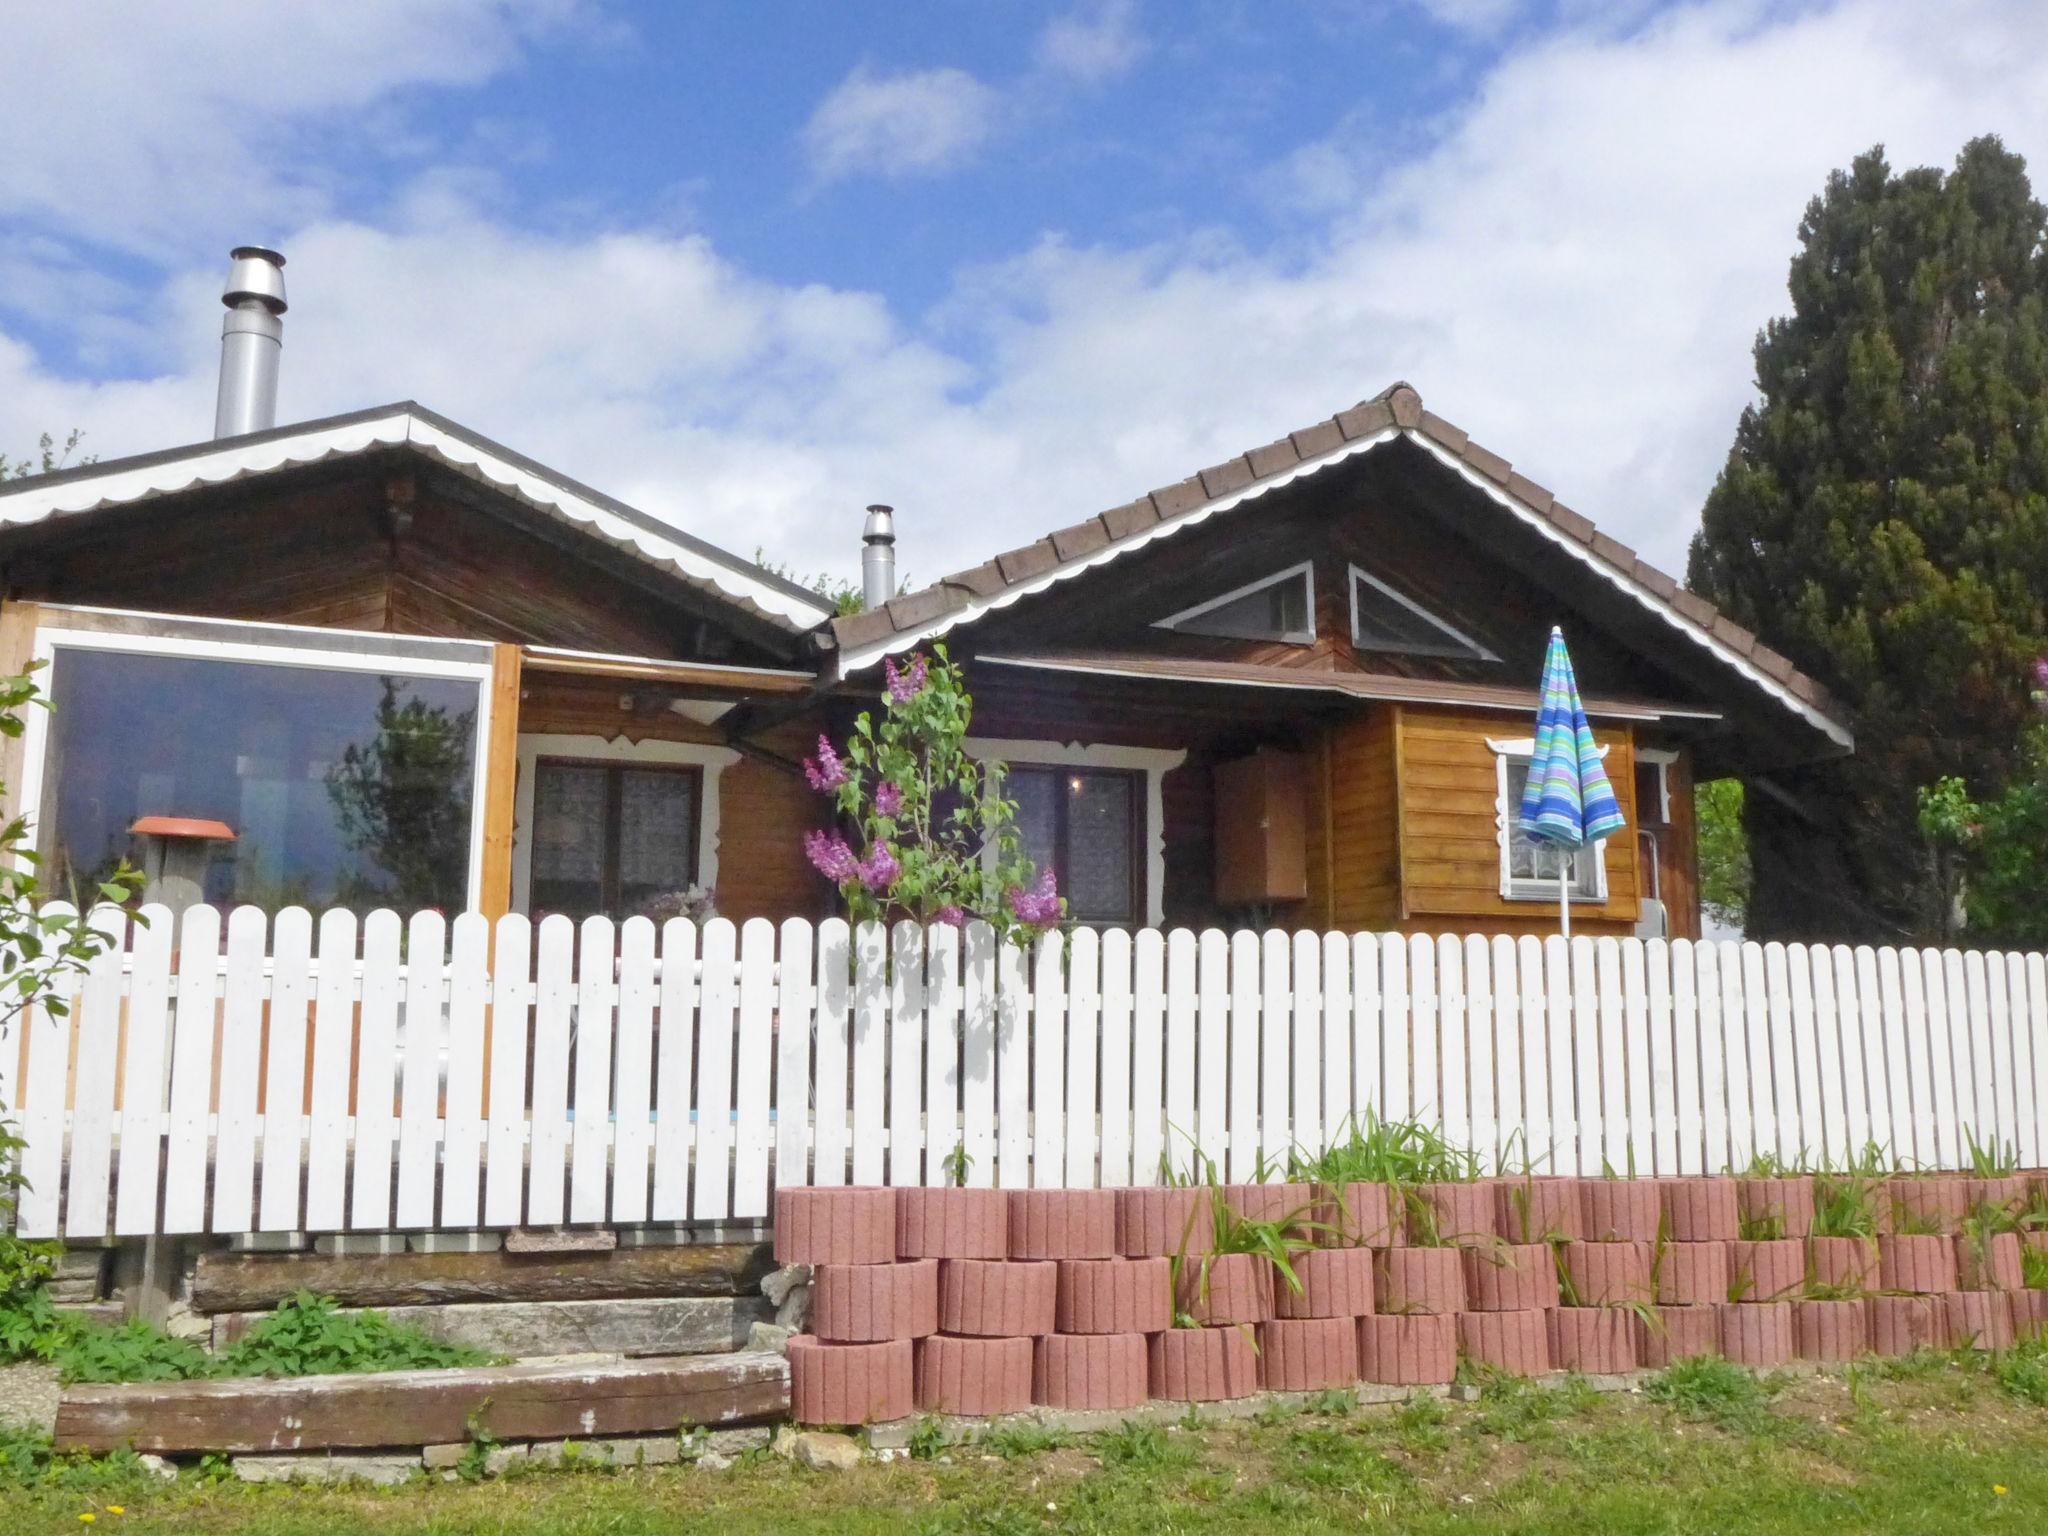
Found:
[4,904,2046,1239]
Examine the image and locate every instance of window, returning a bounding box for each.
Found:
[1154,563,1315,644]
[1494,747,1606,902]
[1348,566,1497,661]
[529,759,701,921]
[1007,765,1142,925]
[28,623,489,915]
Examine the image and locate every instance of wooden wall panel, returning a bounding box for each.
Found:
[1394,705,1641,935]
[1317,709,1401,931]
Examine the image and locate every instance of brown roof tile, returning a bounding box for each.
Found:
[1198,455,1257,500]
[1752,644,1797,683]
[1505,470,1554,514]
[885,584,967,631]
[1150,474,1209,519]
[833,606,900,650]
[1545,501,1596,543]
[1710,613,1758,656]
[1631,560,1679,602]
[1590,531,1637,569]
[1672,590,1717,626]
[1246,436,1301,479]
[1417,411,1469,455]
[1336,397,1395,440]
[995,538,1060,585]
[1462,440,1511,485]
[1099,496,1158,540]
[1289,418,1345,459]
[945,560,1009,599]
[1050,516,1111,562]
[1387,384,1424,428]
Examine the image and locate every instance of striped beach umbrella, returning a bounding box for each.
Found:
[1518,626,1625,935]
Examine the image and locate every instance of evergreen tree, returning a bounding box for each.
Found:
[1688,136,2048,939]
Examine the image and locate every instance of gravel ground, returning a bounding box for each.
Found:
[0,1360,60,1433]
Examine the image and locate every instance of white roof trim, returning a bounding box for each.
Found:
[0,408,834,631]
[836,427,1399,676]
[840,423,1851,752]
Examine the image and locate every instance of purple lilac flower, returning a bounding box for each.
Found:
[874,781,903,817]
[934,905,966,927]
[803,735,849,793]
[856,842,901,891]
[884,652,929,705]
[1007,867,1061,927]
[803,830,861,883]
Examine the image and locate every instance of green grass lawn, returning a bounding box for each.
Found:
[12,1351,2048,1534]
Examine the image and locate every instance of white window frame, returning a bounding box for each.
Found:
[1348,564,1499,662]
[20,617,497,907]
[510,733,739,915]
[965,738,1186,928]
[1487,736,1610,903]
[1152,561,1317,646]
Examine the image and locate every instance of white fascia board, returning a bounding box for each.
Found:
[834,428,1401,677]
[1402,433,1854,752]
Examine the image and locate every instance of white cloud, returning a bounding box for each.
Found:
[1036,1,1148,85]
[6,0,2048,603]
[801,64,999,184]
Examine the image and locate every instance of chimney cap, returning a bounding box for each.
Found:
[222,246,288,315]
[863,503,895,542]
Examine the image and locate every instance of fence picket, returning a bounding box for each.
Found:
[1716,942,1751,1171]
[114,904,176,1236]
[525,916,577,1224]
[1694,941,1728,1174]
[1832,946,1869,1157]
[609,916,659,1225]
[651,918,700,1218]
[1292,931,1323,1164]
[64,908,126,1237]
[1762,942,1798,1165]
[1643,939,1674,1176]
[1595,938,1628,1174]
[1466,935,1495,1170]
[1409,935,1438,1132]
[1381,934,1412,1127]
[1192,930,1225,1177]
[732,918,777,1218]
[1065,929,1102,1188]
[1878,948,1913,1169]
[1260,930,1291,1174]
[1570,937,1601,1175]
[354,910,407,1229]
[1098,929,1134,1189]
[1895,948,1934,1171]
[696,918,742,1217]
[1541,936,1573,1173]
[303,907,359,1231]
[1351,934,1382,1135]
[1939,948,1971,1163]
[1032,935,1068,1188]
[161,905,222,1235]
[15,944,75,1236]
[850,921,889,1190]
[1668,938,1701,1175]
[1785,945,1823,1169]
[1227,930,1260,1181]
[925,921,963,1188]
[1131,929,1169,1184]
[483,913,534,1228]
[889,920,926,1188]
[258,908,314,1232]
[1321,933,1352,1148]
[1436,935,1467,1156]
[776,917,817,1191]
[995,937,1030,1189]
[1986,951,2019,1155]
[211,907,268,1231]
[1621,939,1654,1177]
[960,922,997,1189]
[1165,930,1201,1177]
[396,910,449,1230]
[1739,941,1772,1168]
[442,912,492,1228]
[2025,954,2048,1171]
[810,920,850,1190]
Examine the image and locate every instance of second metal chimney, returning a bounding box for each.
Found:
[213,246,287,439]
[862,504,897,611]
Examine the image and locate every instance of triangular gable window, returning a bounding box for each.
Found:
[1154,562,1315,644]
[1348,565,1497,661]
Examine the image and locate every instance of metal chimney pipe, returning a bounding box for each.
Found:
[861,503,897,611]
[213,246,287,439]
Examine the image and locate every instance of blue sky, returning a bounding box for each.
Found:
[5,1,2048,585]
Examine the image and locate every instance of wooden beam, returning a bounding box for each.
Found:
[55,1351,790,1454]
[188,1241,774,1314]
[520,647,814,692]
[477,642,522,920]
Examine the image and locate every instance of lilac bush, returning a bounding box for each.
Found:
[803,645,1063,942]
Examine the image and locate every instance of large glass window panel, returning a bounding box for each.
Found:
[1161,567,1313,643]
[39,646,480,914]
[1349,567,1493,660]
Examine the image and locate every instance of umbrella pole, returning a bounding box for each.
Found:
[1558,855,1571,939]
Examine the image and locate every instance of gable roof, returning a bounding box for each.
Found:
[829,382,1852,752]
[0,403,836,634]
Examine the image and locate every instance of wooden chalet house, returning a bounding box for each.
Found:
[0,250,1850,943]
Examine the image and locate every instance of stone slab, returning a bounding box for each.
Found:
[210,1296,770,1359]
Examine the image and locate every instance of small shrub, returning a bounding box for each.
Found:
[1646,1355,1775,1431]
[56,1319,210,1384]
[1991,1337,2048,1407]
[904,1414,949,1461]
[981,1421,1072,1459]
[1305,1386,1358,1417]
[215,1290,497,1377]
[1094,1421,1193,1471]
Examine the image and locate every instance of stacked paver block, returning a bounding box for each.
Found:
[779,1187,914,1423]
